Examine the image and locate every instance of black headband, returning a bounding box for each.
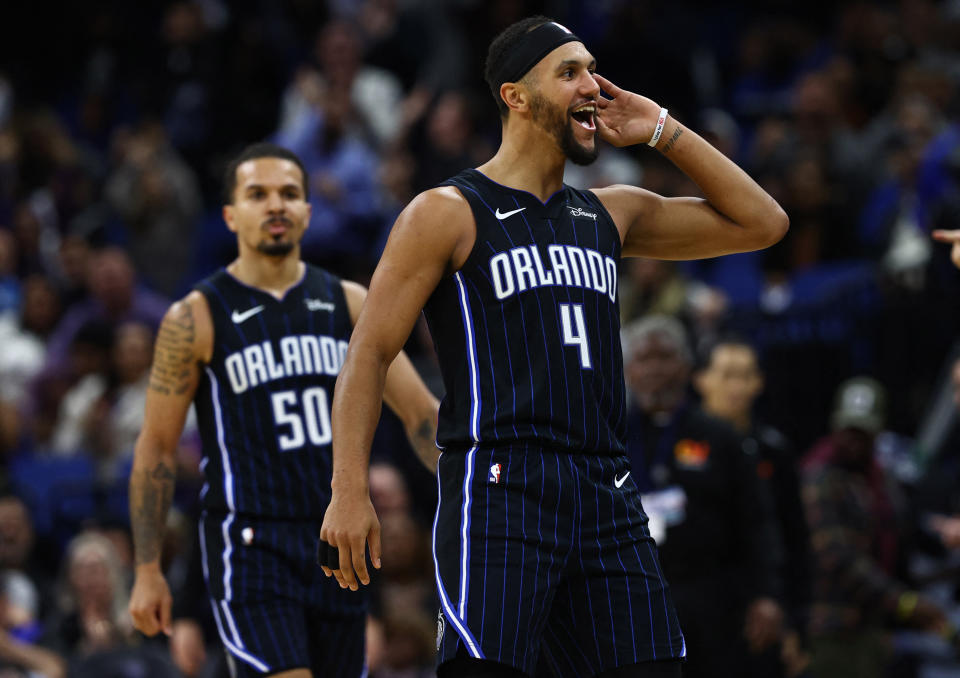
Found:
[492,21,581,86]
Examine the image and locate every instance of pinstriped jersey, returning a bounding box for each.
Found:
[193,265,350,520]
[424,168,626,455]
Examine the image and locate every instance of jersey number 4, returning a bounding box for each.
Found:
[560,303,592,369]
[271,387,332,451]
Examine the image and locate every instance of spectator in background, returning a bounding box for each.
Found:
[622,315,783,678]
[44,531,133,660]
[79,321,199,480]
[801,377,949,678]
[104,122,201,297]
[278,20,404,149]
[373,613,437,678]
[0,569,65,678]
[409,90,484,193]
[274,84,382,273]
[0,495,54,614]
[694,337,811,677]
[0,275,61,455]
[57,532,182,678]
[44,247,167,378]
[47,321,113,458]
[618,258,728,341]
[376,511,433,623]
[0,230,19,314]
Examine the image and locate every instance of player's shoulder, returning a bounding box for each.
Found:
[160,289,214,363]
[393,185,474,246]
[402,185,472,220]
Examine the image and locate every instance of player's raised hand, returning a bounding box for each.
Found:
[129,566,173,637]
[593,73,664,148]
[933,229,960,269]
[320,489,382,590]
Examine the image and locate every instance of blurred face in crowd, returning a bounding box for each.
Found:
[520,42,600,166]
[0,497,33,570]
[695,343,764,424]
[88,248,135,312]
[379,513,423,579]
[113,322,153,384]
[626,332,690,416]
[20,275,60,336]
[224,158,310,258]
[369,463,411,517]
[0,498,33,570]
[68,536,118,609]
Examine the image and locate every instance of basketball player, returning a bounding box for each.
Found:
[321,16,788,678]
[127,143,440,678]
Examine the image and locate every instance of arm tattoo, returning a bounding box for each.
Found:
[149,303,196,395]
[411,417,439,466]
[130,461,176,565]
[660,126,684,155]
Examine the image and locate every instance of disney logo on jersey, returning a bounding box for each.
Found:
[304,298,335,312]
[568,206,597,219]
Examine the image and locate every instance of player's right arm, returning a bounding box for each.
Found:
[128,291,212,636]
[321,186,473,591]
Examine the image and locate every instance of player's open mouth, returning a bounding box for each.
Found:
[571,103,596,131]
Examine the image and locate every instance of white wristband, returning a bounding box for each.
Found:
[648,107,669,147]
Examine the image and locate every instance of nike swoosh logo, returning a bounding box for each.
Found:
[614,472,631,488]
[231,305,265,324]
[495,207,527,220]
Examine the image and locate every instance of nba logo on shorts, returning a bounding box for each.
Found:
[488,463,502,484]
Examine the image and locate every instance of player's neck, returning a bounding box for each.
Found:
[478,123,566,202]
[228,253,304,300]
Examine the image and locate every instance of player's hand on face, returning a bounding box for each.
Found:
[933,230,960,269]
[593,74,663,148]
[319,490,382,590]
[129,567,173,637]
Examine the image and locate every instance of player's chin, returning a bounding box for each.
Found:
[566,137,599,166]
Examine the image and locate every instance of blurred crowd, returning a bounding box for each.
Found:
[0,0,959,676]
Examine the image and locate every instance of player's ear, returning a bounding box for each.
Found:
[500,82,529,115]
[223,204,238,233]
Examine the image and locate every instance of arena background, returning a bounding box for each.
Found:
[0,0,959,676]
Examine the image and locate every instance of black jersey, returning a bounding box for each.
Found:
[424,168,626,455]
[193,265,351,520]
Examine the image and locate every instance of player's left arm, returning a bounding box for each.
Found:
[342,280,440,473]
[591,74,789,260]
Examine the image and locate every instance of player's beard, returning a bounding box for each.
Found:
[257,218,298,256]
[530,92,599,166]
[257,240,295,256]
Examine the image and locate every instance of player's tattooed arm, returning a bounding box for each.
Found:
[130,460,176,565]
[659,125,684,155]
[130,293,211,568]
[149,301,197,396]
[407,416,440,473]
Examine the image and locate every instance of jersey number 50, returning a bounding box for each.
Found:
[271,387,332,451]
